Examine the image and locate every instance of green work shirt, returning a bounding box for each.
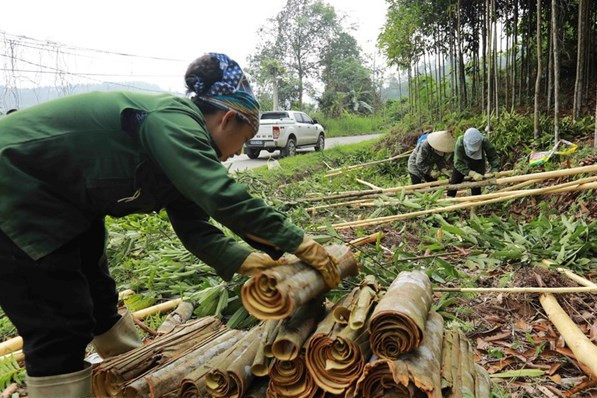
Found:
[453,135,499,175]
[0,91,303,281]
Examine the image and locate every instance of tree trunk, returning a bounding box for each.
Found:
[552,0,560,143]
[272,71,279,111]
[457,0,467,108]
[525,0,533,106]
[573,0,588,120]
[547,15,553,112]
[511,0,518,111]
[486,0,492,131]
[493,0,499,119]
[504,2,510,112]
[482,0,487,113]
[534,0,542,141]
[594,83,597,152]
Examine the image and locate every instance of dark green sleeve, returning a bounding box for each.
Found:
[138,111,304,254]
[453,137,470,175]
[483,138,500,172]
[166,197,251,281]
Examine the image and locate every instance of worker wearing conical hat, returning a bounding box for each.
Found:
[447,128,500,197]
[407,130,455,184]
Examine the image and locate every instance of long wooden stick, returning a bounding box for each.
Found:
[356,178,382,190]
[496,179,537,193]
[540,293,597,378]
[434,286,597,293]
[325,151,412,176]
[325,177,597,230]
[556,268,597,288]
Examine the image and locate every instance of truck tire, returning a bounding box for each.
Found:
[246,148,260,159]
[314,133,325,152]
[281,137,297,158]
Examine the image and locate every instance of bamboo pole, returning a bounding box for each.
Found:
[556,268,597,288]
[539,293,597,378]
[303,170,516,204]
[0,337,22,357]
[356,178,382,190]
[134,298,182,320]
[496,179,536,193]
[349,232,384,247]
[325,177,597,230]
[324,151,412,177]
[434,286,597,293]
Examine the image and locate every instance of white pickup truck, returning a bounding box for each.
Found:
[244,111,325,158]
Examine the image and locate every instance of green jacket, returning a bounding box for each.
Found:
[453,135,499,175]
[0,91,303,281]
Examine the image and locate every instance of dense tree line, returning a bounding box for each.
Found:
[248,0,377,117]
[378,0,597,144]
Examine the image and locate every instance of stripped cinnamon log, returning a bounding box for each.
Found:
[93,316,224,397]
[156,301,194,334]
[369,271,432,359]
[241,245,358,320]
[355,311,444,398]
[305,287,377,395]
[179,326,264,398]
[272,298,326,361]
[122,329,245,398]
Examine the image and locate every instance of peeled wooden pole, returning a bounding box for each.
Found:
[241,245,358,320]
[326,176,597,230]
[556,268,597,288]
[539,293,597,378]
[434,286,597,293]
[324,151,412,177]
[369,271,432,359]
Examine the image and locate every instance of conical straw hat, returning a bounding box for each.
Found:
[426,130,455,153]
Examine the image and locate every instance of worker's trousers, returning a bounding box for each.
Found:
[409,173,436,185]
[0,219,120,376]
[447,159,486,197]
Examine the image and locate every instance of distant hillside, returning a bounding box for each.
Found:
[0,82,184,114]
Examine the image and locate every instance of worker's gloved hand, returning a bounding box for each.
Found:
[238,252,286,276]
[441,168,451,177]
[430,170,440,179]
[483,172,495,178]
[468,170,484,181]
[293,237,340,289]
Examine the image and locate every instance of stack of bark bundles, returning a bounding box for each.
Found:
[241,245,359,320]
[353,271,491,398]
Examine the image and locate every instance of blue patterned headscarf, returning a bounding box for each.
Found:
[190,53,260,133]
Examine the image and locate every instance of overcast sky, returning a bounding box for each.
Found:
[0,0,388,93]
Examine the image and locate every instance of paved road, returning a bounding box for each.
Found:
[223,133,382,173]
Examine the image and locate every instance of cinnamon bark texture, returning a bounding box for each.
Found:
[241,245,358,320]
[305,278,382,395]
[92,316,224,397]
[266,354,324,398]
[156,301,194,334]
[355,311,444,398]
[368,271,432,359]
[179,326,264,398]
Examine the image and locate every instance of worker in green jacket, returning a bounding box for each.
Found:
[447,128,500,197]
[0,53,340,398]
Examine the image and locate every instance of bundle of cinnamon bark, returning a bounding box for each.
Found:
[91,248,490,398]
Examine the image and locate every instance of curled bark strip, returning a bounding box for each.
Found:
[156,301,194,334]
[272,298,326,361]
[267,354,323,398]
[92,316,223,397]
[252,320,281,376]
[355,311,444,398]
[369,271,432,359]
[241,245,358,320]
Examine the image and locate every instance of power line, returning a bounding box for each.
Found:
[0,68,180,78]
[0,53,169,93]
[1,31,187,63]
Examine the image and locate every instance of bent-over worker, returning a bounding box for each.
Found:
[407,130,454,184]
[447,128,499,197]
[0,53,340,398]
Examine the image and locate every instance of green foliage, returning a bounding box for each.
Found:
[0,309,16,342]
[0,355,25,391]
[313,113,386,137]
